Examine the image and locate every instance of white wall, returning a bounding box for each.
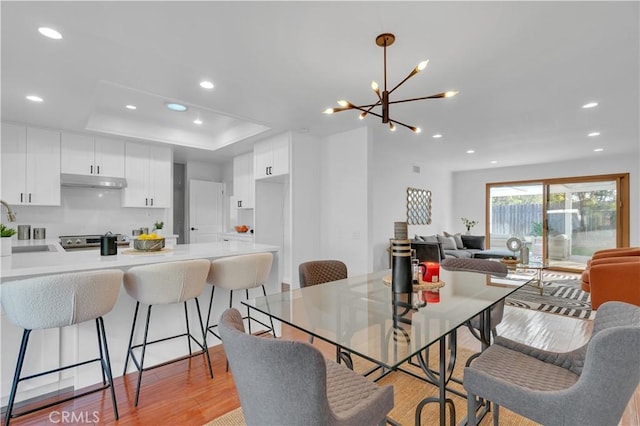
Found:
[451,153,639,245]
[320,128,370,276]
[369,128,453,271]
[290,132,322,287]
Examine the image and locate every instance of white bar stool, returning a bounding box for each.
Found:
[1,269,123,425]
[122,259,213,406]
[205,252,275,340]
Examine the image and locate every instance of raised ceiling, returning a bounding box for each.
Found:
[2,1,638,170]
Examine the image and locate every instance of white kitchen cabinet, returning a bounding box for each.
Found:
[123,142,172,208]
[253,133,290,180]
[232,152,254,208]
[1,124,60,206]
[61,132,125,178]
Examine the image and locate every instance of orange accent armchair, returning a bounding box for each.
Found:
[581,247,640,292]
[581,247,640,309]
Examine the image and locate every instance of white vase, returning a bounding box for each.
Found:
[154,228,163,237]
[1,237,12,257]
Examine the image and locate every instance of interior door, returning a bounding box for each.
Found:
[189,179,223,243]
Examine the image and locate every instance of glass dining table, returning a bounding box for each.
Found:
[243,268,532,426]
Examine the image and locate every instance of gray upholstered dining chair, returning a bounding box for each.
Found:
[441,258,509,341]
[465,301,640,426]
[218,308,394,426]
[299,259,348,288]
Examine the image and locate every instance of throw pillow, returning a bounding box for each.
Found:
[461,235,485,250]
[437,234,458,250]
[443,231,465,249]
[417,234,438,243]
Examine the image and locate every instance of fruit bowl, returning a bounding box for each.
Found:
[134,238,165,251]
[234,225,249,233]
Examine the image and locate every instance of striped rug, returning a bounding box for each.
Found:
[506,271,594,320]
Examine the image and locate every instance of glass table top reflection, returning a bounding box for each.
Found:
[244,269,532,370]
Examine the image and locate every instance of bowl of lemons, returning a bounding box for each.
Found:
[133,233,165,251]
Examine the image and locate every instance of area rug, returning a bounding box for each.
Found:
[506,271,594,320]
[204,347,538,426]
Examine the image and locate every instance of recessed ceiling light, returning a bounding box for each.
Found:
[466,150,475,154]
[593,148,604,152]
[582,102,598,109]
[588,131,600,137]
[26,95,43,102]
[199,81,214,89]
[490,160,498,164]
[193,119,203,125]
[125,105,137,110]
[432,134,443,139]
[166,102,188,112]
[38,27,62,40]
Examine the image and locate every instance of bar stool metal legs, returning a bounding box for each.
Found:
[123,298,213,406]
[4,317,119,425]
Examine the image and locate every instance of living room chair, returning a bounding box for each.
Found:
[464,301,640,426]
[218,308,394,426]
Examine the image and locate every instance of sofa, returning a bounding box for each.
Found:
[413,233,513,263]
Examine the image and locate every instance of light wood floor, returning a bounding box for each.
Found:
[3,306,639,425]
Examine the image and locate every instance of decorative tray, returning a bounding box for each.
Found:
[121,248,173,255]
[500,258,519,265]
[382,275,445,290]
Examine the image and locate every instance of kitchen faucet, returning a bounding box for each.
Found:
[1,199,17,222]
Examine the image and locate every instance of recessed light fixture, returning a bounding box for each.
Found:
[166,102,188,112]
[26,95,43,102]
[193,119,203,125]
[199,81,214,89]
[593,148,604,152]
[490,160,498,164]
[466,149,475,154]
[588,131,600,137]
[125,105,137,110]
[432,134,443,139]
[38,27,62,40]
[582,102,598,109]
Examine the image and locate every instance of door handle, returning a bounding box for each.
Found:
[145,198,148,206]
[20,193,23,203]
[150,198,154,206]
[190,227,199,231]
[28,193,32,203]
[97,165,100,174]
[238,200,242,208]
[90,165,93,174]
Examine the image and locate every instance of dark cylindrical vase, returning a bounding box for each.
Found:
[391,239,412,294]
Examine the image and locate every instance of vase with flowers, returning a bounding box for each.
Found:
[461,217,478,235]
[1,224,16,256]
[153,221,164,236]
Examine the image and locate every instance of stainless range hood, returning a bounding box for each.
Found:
[60,173,127,189]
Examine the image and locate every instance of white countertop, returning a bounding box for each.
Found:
[1,240,279,282]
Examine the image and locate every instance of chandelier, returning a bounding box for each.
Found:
[324,33,458,133]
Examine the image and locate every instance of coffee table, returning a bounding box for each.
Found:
[501,259,547,295]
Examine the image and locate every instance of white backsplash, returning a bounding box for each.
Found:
[4,187,170,239]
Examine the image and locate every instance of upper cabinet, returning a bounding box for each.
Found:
[254,133,290,180]
[122,142,172,208]
[1,124,60,206]
[233,152,254,209]
[61,132,125,178]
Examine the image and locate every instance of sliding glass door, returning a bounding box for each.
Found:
[487,174,629,272]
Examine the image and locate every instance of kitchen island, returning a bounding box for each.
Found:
[0,241,280,408]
